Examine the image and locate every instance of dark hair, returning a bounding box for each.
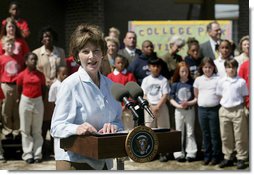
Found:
[56,65,68,75]
[9,0,20,9]
[142,40,153,48]
[39,26,58,44]
[172,61,192,83]
[24,52,38,61]
[224,59,238,69]
[186,37,199,55]
[219,39,232,49]
[125,31,136,38]
[148,57,163,66]
[206,21,219,32]
[69,23,106,65]
[198,57,217,75]
[115,54,129,69]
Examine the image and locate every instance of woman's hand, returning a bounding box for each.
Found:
[76,122,97,135]
[98,123,118,134]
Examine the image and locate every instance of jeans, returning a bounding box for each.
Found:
[198,105,222,161]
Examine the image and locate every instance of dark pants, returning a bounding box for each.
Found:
[198,105,222,161]
[56,160,108,170]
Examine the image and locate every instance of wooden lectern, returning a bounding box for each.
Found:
[60,129,181,169]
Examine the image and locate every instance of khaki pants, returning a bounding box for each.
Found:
[1,83,19,136]
[122,109,135,131]
[144,103,170,128]
[19,95,44,160]
[219,104,248,160]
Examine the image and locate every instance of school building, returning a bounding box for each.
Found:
[0,0,249,55]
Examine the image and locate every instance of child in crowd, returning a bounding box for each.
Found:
[169,61,197,162]
[0,37,23,139]
[0,87,5,162]
[65,56,79,75]
[193,57,222,165]
[16,52,46,164]
[184,37,201,80]
[107,54,136,130]
[216,59,248,169]
[128,40,155,85]
[107,54,136,85]
[214,40,232,77]
[1,1,30,38]
[141,57,170,129]
[48,65,68,103]
[0,18,30,59]
[141,57,170,162]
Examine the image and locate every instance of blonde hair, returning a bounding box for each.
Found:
[238,35,249,53]
[1,36,15,45]
[109,27,120,38]
[105,36,120,49]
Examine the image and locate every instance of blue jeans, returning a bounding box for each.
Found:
[198,106,222,161]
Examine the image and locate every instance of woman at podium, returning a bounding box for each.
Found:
[50,24,123,170]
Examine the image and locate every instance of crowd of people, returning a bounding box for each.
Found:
[0,0,250,171]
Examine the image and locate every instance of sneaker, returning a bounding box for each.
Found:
[25,158,34,164]
[203,159,210,165]
[210,159,220,165]
[159,154,168,162]
[186,157,195,162]
[219,159,233,168]
[237,160,246,169]
[176,157,186,162]
[34,159,42,163]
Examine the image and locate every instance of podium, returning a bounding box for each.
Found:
[60,129,181,162]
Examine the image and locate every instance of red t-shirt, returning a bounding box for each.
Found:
[0,54,24,83]
[16,68,46,98]
[2,18,30,38]
[238,60,249,108]
[107,71,136,85]
[65,56,79,75]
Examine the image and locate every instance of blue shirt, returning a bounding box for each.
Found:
[50,67,123,169]
[169,80,194,104]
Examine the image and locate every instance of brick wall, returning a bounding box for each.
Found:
[0,0,66,51]
[65,0,104,56]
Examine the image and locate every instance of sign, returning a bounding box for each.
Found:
[128,20,232,57]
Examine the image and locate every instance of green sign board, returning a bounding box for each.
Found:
[129,20,232,58]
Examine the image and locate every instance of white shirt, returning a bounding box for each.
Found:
[193,74,220,107]
[141,75,170,105]
[214,57,228,78]
[50,67,123,170]
[125,47,136,56]
[209,37,218,55]
[48,79,61,102]
[216,76,248,108]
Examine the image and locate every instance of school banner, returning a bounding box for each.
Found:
[128,20,232,57]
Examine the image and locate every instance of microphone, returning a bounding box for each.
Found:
[125,82,155,119]
[111,83,139,121]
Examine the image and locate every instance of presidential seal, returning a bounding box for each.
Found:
[125,125,159,163]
